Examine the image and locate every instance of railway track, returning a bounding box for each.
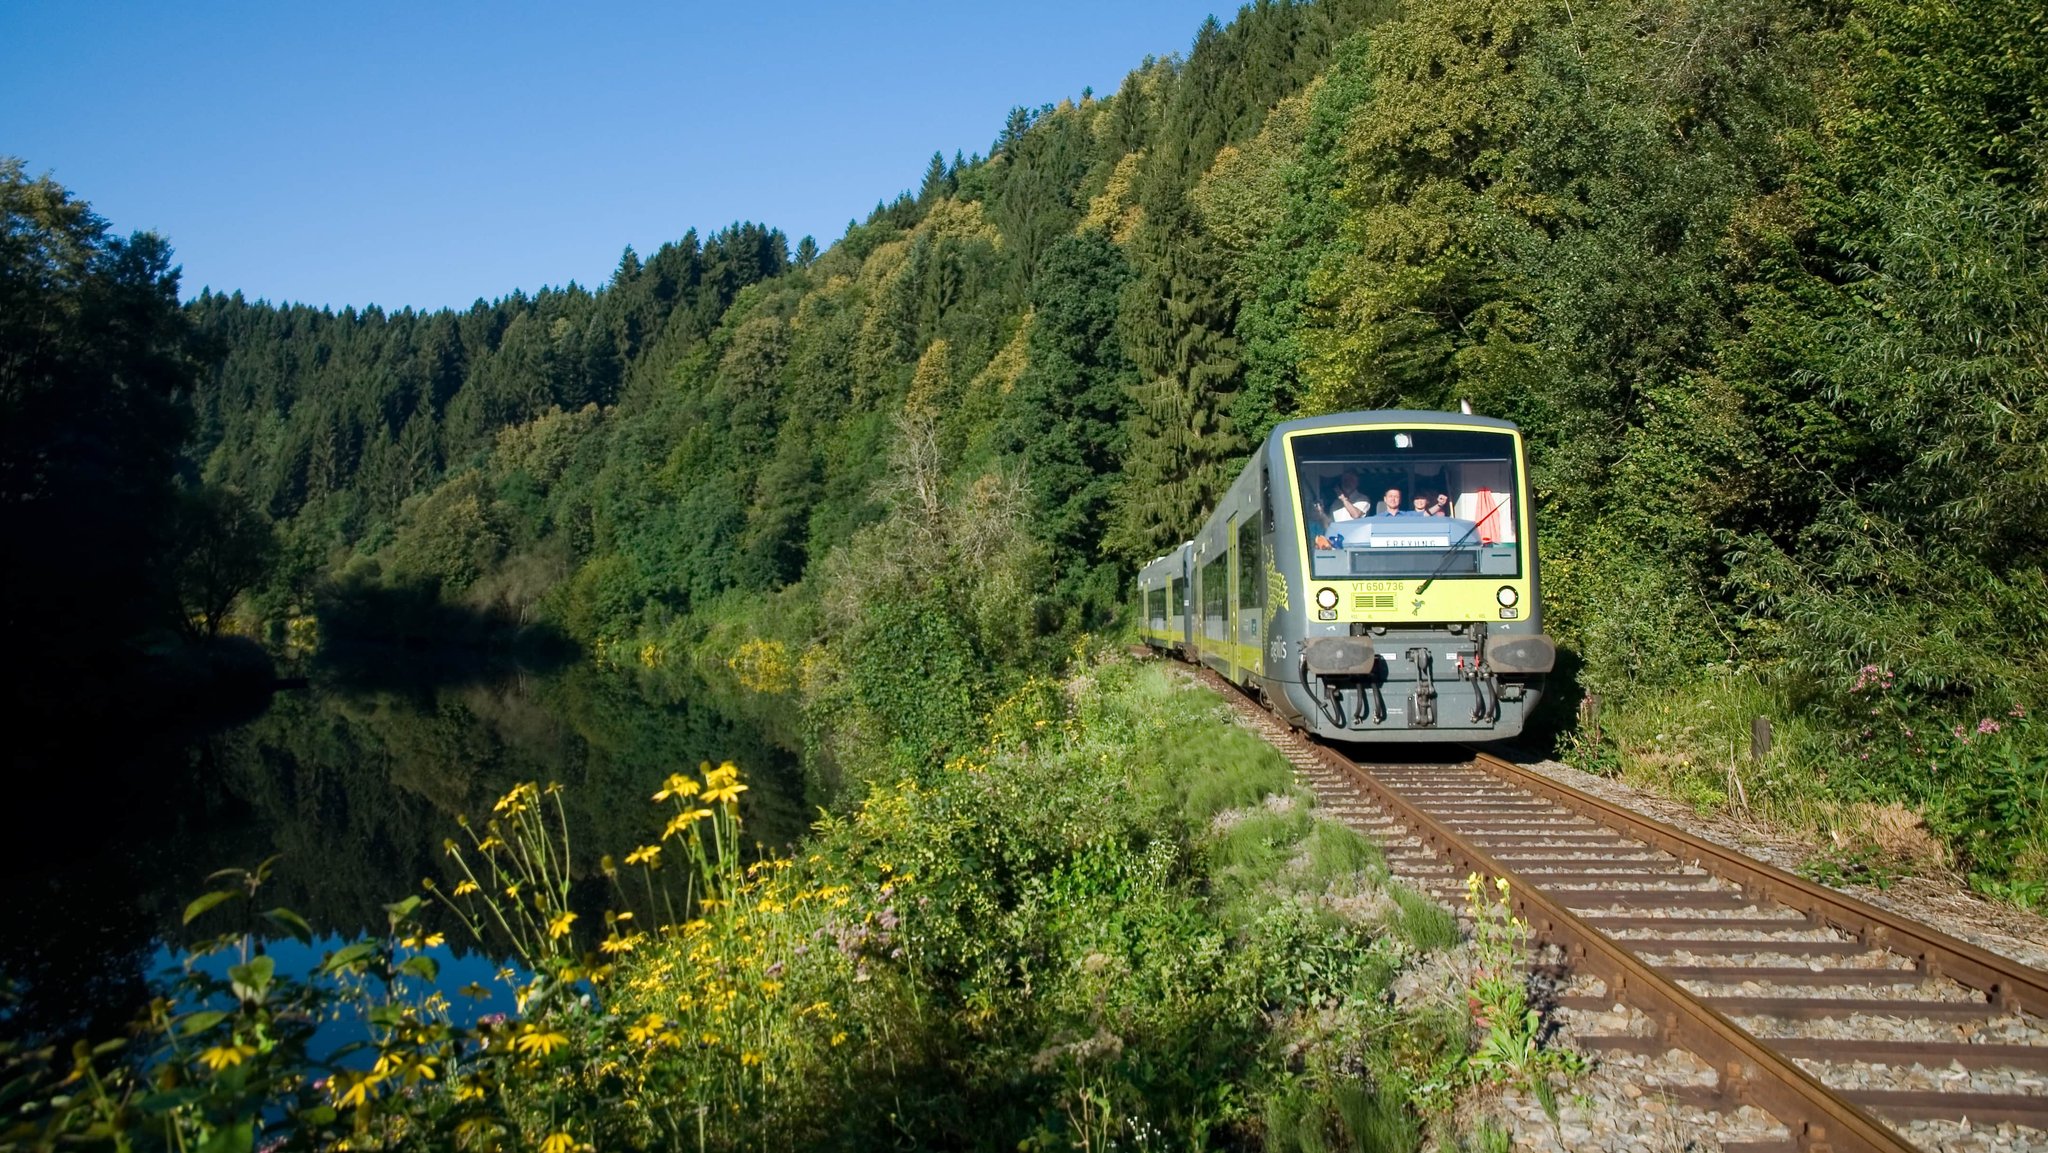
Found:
[1194,666,2048,1153]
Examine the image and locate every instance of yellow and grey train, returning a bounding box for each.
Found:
[1135,410,1556,742]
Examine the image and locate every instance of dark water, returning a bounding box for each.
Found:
[0,662,809,1043]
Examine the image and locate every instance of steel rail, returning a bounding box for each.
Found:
[1466,749,2048,1020]
[1301,739,1921,1153]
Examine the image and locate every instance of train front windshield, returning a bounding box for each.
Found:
[1290,428,1522,579]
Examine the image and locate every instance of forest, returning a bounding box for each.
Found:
[6,0,2044,896]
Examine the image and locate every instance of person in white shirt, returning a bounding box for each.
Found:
[1330,472,1373,522]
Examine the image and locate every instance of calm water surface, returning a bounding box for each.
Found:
[0,663,808,1043]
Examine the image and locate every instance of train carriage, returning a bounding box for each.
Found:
[1134,543,1193,655]
[1159,410,1555,743]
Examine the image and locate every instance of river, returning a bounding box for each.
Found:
[0,661,810,1044]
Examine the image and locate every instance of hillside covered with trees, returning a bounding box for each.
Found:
[12,0,2043,896]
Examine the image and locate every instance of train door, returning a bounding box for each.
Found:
[1225,515,1241,679]
[1237,512,1262,678]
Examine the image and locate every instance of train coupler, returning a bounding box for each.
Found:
[1405,646,1438,728]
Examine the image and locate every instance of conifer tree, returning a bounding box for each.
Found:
[1001,233,1135,611]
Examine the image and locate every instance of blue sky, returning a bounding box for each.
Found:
[2,1,1219,311]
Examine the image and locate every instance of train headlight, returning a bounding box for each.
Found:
[1496,585,1519,608]
[1315,587,1339,610]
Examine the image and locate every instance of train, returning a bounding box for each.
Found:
[1134,410,1555,743]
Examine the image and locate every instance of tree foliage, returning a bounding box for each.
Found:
[67,0,2032,869]
[1,158,200,669]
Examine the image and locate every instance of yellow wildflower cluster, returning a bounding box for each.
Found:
[283,613,320,656]
[727,637,794,693]
[329,1046,441,1113]
[592,758,896,1125]
[428,781,581,979]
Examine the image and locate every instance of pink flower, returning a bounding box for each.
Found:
[2012,705,2026,718]
[1977,718,2001,735]
[1953,724,1968,738]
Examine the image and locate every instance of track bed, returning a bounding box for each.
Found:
[1197,666,2048,1153]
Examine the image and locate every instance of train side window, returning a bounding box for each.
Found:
[1169,577,1185,617]
[1262,463,1277,534]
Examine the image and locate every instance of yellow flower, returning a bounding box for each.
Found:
[626,1013,668,1045]
[514,1029,570,1058]
[540,1132,577,1153]
[702,780,748,805]
[624,844,661,866]
[599,935,638,955]
[663,809,713,838]
[331,1070,380,1109]
[492,784,536,815]
[702,761,747,803]
[653,773,701,802]
[547,911,578,939]
[197,1044,254,1071]
[741,1051,763,1066]
[452,879,480,897]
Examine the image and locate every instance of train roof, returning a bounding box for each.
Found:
[1266,409,1520,441]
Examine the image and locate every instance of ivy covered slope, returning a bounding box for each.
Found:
[187,0,2046,894]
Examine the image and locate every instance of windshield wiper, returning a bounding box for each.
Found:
[1413,520,1487,597]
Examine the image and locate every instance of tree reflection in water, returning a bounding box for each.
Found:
[0,663,807,1043]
